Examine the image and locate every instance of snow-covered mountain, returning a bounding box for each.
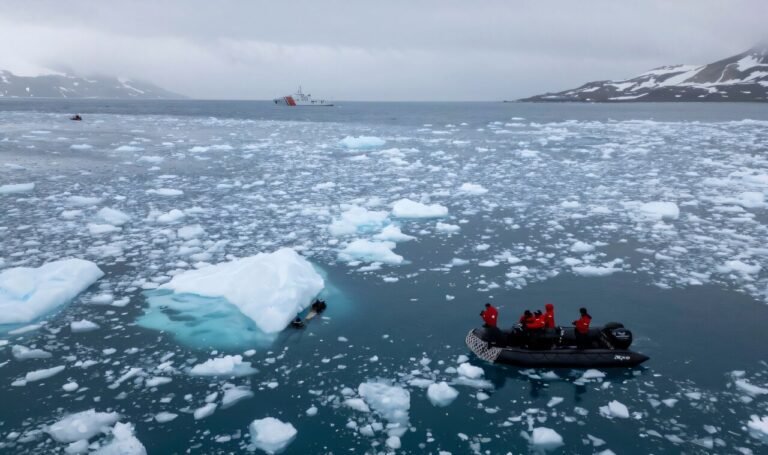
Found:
[0,70,184,99]
[522,45,768,102]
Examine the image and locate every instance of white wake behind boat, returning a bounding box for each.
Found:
[273,86,333,106]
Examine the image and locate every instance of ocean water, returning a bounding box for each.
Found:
[1,100,768,454]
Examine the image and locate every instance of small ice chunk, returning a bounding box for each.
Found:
[373,225,415,242]
[530,427,564,450]
[193,403,217,420]
[427,382,459,407]
[24,365,65,383]
[339,136,386,149]
[177,225,205,240]
[93,422,147,455]
[189,355,257,377]
[457,363,484,379]
[338,239,403,265]
[344,398,371,413]
[392,198,448,218]
[221,386,254,408]
[12,345,52,360]
[62,382,79,392]
[458,183,488,195]
[748,415,768,442]
[71,320,100,333]
[96,207,131,226]
[600,400,629,419]
[735,379,768,396]
[0,182,35,194]
[639,201,679,220]
[436,222,460,233]
[249,417,297,454]
[154,412,178,423]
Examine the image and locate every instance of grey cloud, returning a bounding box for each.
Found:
[0,0,765,100]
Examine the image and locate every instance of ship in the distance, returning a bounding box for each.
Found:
[273,86,333,106]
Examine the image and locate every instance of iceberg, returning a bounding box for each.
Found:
[0,259,104,325]
[391,198,448,218]
[160,248,323,334]
[249,417,297,454]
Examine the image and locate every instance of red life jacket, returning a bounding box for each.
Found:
[573,314,591,334]
[482,305,498,327]
[543,303,555,329]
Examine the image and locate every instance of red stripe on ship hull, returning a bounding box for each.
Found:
[285,96,296,106]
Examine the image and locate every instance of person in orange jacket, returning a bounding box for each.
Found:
[523,310,544,330]
[543,303,556,329]
[572,307,592,348]
[480,303,498,328]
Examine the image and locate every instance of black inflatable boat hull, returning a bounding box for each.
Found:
[466,329,649,368]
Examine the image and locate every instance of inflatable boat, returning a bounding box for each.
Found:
[466,323,649,368]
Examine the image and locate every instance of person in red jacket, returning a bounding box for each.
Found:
[480,303,498,328]
[543,303,556,329]
[526,310,545,330]
[572,307,592,348]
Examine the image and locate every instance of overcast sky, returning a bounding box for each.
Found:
[0,0,765,100]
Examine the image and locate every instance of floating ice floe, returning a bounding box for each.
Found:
[748,415,768,443]
[71,319,100,333]
[427,382,459,407]
[93,422,147,455]
[638,201,680,220]
[96,207,131,226]
[458,182,488,195]
[338,239,404,265]
[339,135,386,149]
[0,182,34,194]
[146,188,183,196]
[0,259,103,325]
[600,400,630,419]
[160,248,323,333]
[373,225,415,242]
[46,409,120,443]
[391,198,448,218]
[359,381,411,438]
[328,205,389,236]
[435,222,460,233]
[457,363,484,379]
[11,345,51,360]
[249,417,297,454]
[530,427,564,451]
[189,355,257,377]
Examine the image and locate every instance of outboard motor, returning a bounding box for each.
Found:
[602,323,633,350]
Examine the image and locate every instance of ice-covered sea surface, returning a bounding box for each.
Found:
[1,100,768,454]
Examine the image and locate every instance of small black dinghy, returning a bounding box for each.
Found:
[466,323,649,368]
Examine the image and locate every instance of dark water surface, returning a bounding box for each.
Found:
[0,100,767,454]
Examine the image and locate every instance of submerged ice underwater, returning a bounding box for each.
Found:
[1,101,768,454]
